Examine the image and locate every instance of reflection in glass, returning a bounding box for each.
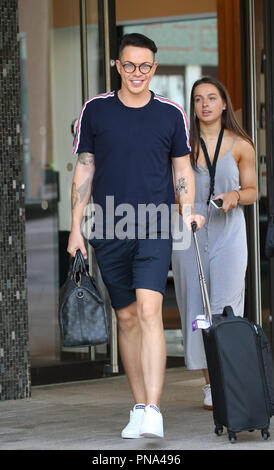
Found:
[18,0,103,369]
[124,17,218,116]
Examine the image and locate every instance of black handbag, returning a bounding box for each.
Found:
[59,249,109,347]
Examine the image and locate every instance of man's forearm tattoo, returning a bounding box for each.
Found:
[78,152,95,167]
[71,176,91,209]
[176,176,188,197]
[71,152,94,209]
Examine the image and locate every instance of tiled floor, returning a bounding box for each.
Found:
[0,367,273,450]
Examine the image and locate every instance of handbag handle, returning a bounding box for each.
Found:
[75,249,88,273]
[70,249,88,279]
[222,305,235,318]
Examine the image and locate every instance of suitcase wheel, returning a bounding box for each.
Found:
[261,428,270,440]
[228,430,237,443]
[214,425,223,436]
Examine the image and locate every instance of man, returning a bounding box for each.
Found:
[68,33,204,439]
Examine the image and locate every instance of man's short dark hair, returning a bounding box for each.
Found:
[119,33,157,58]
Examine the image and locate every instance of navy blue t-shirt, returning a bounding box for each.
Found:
[73,90,190,238]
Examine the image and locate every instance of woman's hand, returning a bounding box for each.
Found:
[213,191,239,213]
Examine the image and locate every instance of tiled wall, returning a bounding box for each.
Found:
[0,0,31,400]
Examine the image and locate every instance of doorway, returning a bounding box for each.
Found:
[19,0,272,385]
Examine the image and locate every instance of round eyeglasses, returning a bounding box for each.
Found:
[120,61,153,74]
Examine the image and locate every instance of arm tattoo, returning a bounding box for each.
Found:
[176,176,188,196]
[71,176,91,209]
[78,152,95,167]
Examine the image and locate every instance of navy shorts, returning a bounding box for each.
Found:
[89,237,172,310]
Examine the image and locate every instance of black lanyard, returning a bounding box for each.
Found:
[200,127,224,205]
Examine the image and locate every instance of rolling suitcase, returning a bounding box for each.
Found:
[191,222,274,443]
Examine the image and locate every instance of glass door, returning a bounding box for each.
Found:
[254,0,272,344]
[18,0,115,384]
[258,0,274,350]
[241,0,273,348]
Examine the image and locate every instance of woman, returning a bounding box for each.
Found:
[172,76,257,409]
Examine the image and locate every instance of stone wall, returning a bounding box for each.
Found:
[0,0,31,400]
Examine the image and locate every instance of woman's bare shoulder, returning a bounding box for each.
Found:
[233,135,255,159]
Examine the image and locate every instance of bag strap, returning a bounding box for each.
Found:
[222,305,235,318]
[76,249,88,273]
[70,249,88,277]
[200,127,224,205]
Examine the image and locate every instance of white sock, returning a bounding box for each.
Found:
[134,403,145,410]
[148,404,161,413]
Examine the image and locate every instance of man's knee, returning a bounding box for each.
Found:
[136,293,163,328]
[116,302,138,333]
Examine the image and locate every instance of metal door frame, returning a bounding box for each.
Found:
[240,0,262,325]
[264,0,274,350]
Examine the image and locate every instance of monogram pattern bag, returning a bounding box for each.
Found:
[59,250,109,347]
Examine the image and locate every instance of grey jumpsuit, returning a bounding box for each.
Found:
[172,138,247,369]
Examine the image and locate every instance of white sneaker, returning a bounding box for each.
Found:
[121,404,145,439]
[203,384,213,410]
[139,404,164,438]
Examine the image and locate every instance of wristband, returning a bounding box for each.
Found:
[234,190,240,202]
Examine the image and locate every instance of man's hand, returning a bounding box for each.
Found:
[67,229,87,259]
[183,211,205,231]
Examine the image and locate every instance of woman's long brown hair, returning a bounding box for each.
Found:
[189,76,255,169]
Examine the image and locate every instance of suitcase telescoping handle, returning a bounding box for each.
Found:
[191,222,213,325]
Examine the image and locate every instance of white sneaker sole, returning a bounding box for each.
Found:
[140,431,164,438]
[121,434,142,439]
